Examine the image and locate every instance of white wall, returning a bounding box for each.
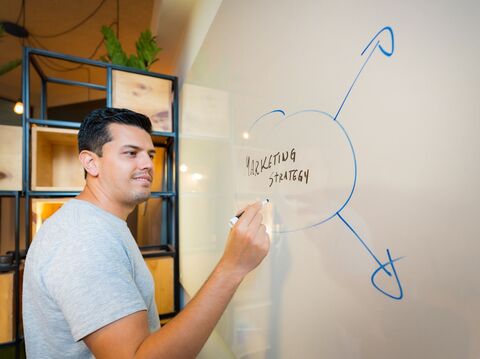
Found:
[174,0,223,85]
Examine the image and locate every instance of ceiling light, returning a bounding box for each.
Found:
[191,173,203,181]
[13,101,24,115]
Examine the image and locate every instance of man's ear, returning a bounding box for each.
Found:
[79,150,100,177]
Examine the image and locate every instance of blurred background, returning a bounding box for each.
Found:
[0,0,196,113]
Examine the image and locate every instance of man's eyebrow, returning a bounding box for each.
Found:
[121,145,156,154]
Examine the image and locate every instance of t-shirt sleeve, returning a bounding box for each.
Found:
[43,227,147,342]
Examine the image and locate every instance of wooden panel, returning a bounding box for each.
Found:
[145,257,174,315]
[0,125,22,191]
[31,127,84,191]
[0,271,14,343]
[112,70,173,132]
[0,198,26,255]
[0,198,15,255]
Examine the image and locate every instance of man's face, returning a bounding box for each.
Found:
[97,123,155,207]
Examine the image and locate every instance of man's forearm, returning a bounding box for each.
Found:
[135,262,243,359]
[133,202,269,358]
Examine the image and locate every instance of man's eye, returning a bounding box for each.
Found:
[126,151,136,157]
[149,154,155,159]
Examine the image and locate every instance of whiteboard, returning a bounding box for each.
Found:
[179,0,480,357]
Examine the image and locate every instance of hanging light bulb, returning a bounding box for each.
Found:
[13,101,24,115]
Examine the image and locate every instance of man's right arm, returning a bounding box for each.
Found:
[84,201,270,359]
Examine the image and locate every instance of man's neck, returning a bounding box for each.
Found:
[76,184,132,220]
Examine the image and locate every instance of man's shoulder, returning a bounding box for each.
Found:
[29,200,126,266]
[36,199,123,239]
[33,200,85,244]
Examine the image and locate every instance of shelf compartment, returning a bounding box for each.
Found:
[0,125,22,191]
[127,197,169,247]
[0,197,26,255]
[31,126,85,191]
[144,256,174,315]
[112,70,173,133]
[151,145,167,192]
[0,271,14,344]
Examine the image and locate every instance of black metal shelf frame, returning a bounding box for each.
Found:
[20,47,181,339]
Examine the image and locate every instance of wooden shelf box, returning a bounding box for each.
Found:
[112,70,173,132]
[31,127,85,191]
[0,197,26,255]
[0,271,14,344]
[0,125,22,191]
[144,256,174,315]
[151,145,167,192]
[127,198,168,247]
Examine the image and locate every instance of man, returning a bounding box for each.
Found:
[23,108,270,358]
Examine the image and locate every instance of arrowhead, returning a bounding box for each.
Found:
[370,249,404,300]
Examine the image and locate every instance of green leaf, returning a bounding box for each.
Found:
[100,26,128,66]
[99,26,161,70]
[0,59,21,76]
[127,54,145,70]
[135,30,161,69]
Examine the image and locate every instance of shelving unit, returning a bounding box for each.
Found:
[1,46,182,355]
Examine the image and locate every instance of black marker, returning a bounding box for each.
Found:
[229,199,270,227]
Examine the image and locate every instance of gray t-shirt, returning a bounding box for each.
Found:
[23,199,160,358]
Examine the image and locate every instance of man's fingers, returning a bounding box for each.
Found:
[234,206,247,217]
[249,212,263,232]
[236,201,262,226]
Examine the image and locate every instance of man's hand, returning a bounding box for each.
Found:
[219,201,270,281]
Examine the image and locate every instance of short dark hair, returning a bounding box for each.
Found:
[78,107,152,156]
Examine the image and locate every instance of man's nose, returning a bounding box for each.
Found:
[139,152,154,170]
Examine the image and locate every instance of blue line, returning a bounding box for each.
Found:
[334,40,379,121]
[285,109,332,119]
[336,212,391,276]
[361,26,394,57]
[247,109,286,134]
[331,119,357,214]
[270,112,357,234]
[271,108,337,132]
[371,249,404,300]
[334,26,395,122]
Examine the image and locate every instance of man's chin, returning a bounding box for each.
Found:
[130,190,152,205]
